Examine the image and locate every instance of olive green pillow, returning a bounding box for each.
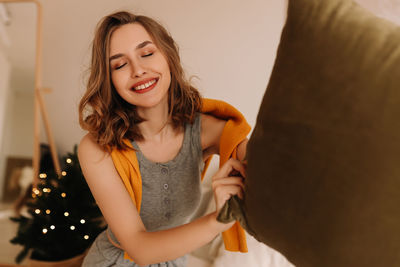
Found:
[219,0,400,266]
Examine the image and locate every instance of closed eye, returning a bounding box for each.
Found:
[142,52,153,57]
[115,63,127,70]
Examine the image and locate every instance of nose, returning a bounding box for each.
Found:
[130,60,146,78]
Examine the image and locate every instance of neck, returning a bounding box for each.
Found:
[136,100,173,142]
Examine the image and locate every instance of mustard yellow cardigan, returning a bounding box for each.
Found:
[110,98,251,259]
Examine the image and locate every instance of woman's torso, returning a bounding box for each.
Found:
[82,113,204,267]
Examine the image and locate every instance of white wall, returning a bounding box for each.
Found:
[37,0,287,154]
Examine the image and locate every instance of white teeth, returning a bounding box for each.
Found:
[134,79,156,91]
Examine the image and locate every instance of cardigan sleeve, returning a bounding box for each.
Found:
[201,98,251,253]
[110,141,142,212]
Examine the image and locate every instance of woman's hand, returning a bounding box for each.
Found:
[212,158,246,229]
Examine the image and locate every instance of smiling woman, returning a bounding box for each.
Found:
[78,11,250,267]
[79,12,203,151]
[109,24,171,109]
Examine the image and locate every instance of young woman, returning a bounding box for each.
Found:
[78,11,250,266]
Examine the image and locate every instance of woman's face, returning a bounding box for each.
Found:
[109,23,171,110]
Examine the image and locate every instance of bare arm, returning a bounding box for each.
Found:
[78,134,241,266]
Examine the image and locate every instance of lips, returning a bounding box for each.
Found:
[131,78,158,94]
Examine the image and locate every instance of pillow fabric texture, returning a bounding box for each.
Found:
[218,0,400,266]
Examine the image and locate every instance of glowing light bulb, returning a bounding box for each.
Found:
[61,193,66,198]
[80,219,85,224]
[61,171,67,176]
[64,212,69,217]
[46,209,51,214]
[84,235,89,240]
[70,225,75,230]
[66,158,72,164]
[50,225,55,230]
[42,228,48,234]
[39,173,47,179]
[35,209,41,214]
[33,188,40,195]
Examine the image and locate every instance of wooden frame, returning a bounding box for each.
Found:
[0,0,61,187]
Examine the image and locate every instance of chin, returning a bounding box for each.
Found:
[137,94,169,109]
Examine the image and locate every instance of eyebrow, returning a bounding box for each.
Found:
[109,40,153,62]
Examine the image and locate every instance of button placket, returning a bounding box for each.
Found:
[161,166,169,191]
[160,165,171,219]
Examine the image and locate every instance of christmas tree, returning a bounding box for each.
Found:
[10,145,106,263]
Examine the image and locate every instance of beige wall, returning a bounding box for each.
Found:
[37,0,287,154]
[3,90,34,157]
[0,48,10,199]
[0,48,10,152]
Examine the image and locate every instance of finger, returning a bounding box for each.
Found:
[212,177,244,190]
[227,159,247,179]
[214,159,247,180]
[214,185,243,205]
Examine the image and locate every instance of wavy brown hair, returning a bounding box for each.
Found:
[79,11,202,151]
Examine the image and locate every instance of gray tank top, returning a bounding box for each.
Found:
[134,113,203,231]
[82,113,204,267]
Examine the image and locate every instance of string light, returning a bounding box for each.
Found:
[35,209,41,214]
[43,188,51,193]
[61,193,66,198]
[50,225,55,230]
[42,228,48,234]
[64,212,69,217]
[33,188,40,195]
[70,225,75,230]
[39,173,47,179]
[45,209,51,214]
[84,235,89,240]
[80,219,85,224]
[61,171,67,176]
[66,158,72,164]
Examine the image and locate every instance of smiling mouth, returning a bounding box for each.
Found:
[132,78,158,92]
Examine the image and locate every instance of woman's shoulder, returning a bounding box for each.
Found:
[78,133,110,163]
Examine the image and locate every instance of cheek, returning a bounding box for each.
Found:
[110,72,117,87]
[111,71,127,90]
[110,73,126,98]
[163,64,172,85]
